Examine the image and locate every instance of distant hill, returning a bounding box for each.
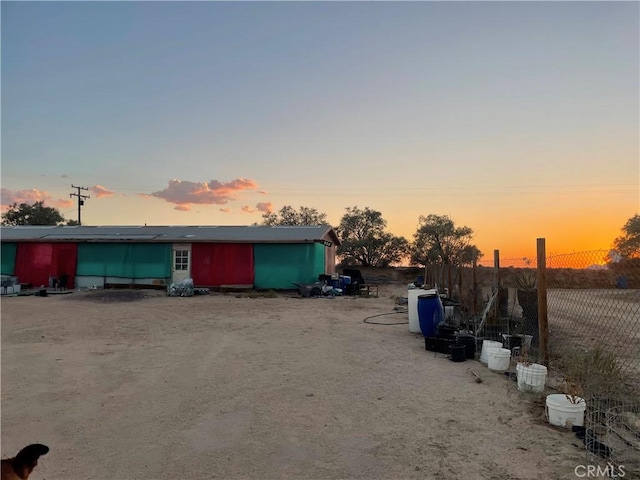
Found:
[586,264,608,270]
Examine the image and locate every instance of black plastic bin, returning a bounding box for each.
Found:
[455,333,477,359]
[449,344,467,362]
[425,336,439,352]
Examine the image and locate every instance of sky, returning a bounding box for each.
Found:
[1,1,638,264]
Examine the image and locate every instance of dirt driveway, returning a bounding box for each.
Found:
[1,285,585,480]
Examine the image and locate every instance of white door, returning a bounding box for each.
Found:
[172,244,191,283]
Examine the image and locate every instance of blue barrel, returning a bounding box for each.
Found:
[340,275,351,290]
[417,294,444,337]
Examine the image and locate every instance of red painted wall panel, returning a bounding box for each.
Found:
[191,243,253,286]
[14,243,78,288]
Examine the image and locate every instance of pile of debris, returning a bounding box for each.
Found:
[167,278,195,297]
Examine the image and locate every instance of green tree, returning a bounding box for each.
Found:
[1,201,66,226]
[411,214,481,266]
[610,214,640,260]
[606,214,640,288]
[336,206,410,267]
[261,205,329,226]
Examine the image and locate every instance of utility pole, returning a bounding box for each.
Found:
[69,185,90,225]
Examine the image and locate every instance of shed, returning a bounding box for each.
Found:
[0,225,340,290]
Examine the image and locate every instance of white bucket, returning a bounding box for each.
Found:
[546,394,586,428]
[516,363,547,393]
[487,348,512,371]
[479,340,503,364]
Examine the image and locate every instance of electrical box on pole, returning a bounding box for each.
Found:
[69,185,90,225]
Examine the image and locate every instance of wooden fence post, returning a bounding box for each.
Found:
[537,238,549,366]
[493,250,500,320]
[457,253,463,302]
[472,252,478,316]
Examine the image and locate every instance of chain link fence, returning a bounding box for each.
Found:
[469,249,640,476]
[426,247,639,475]
[545,250,640,477]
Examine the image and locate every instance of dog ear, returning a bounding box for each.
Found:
[15,444,49,465]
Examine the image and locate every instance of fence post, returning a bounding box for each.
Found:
[494,250,500,320]
[472,252,478,316]
[457,253,463,302]
[537,238,549,366]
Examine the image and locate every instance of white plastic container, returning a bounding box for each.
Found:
[546,394,586,428]
[408,288,435,333]
[444,305,455,324]
[516,363,547,393]
[487,348,512,371]
[479,340,503,365]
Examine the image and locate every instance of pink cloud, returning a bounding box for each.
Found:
[55,199,74,209]
[257,190,268,195]
[175,205,191,211]
[219,208,232,213]
[256,202,273,213]
[92,185,115,198]
[241,205,255,213]
[137,193,153,199]
[150,178,259,211]
[1,188,75,212]
[1,188,50,206]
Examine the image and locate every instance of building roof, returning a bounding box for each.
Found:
[0,225,341,246]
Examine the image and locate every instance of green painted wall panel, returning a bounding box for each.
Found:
[1,243,17,275]
[76,243,171,278]
[253,243,325,289]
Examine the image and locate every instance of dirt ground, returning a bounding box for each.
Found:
[1,283,587,480]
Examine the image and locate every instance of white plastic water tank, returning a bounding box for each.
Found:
[444,305,454,322]
[408,288,438,333]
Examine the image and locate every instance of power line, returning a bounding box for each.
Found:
[69,185,90,225]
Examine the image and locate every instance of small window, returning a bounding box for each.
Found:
[174,250,189,271]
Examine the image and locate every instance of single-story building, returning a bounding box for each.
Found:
[0,225,340,290]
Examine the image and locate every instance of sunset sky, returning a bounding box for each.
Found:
[2,1,638,263]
